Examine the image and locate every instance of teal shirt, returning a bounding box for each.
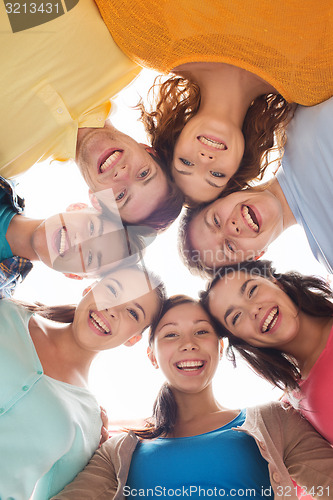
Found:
[0,300,102,500]
[0,182,16,260]
[126,410,273,499]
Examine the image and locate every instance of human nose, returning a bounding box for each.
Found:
[198,150,215,163]
[249,303,261,320]
[113,164,130,181]
[226,218,240,236]
[179,335,199,352]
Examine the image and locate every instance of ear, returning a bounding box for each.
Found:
[140,144,158,158]
[147,346,159,368]
[254,250,265,261]
[124,334,142,347]
[219,339,224,360]
[66,202,89,212]
[89,189,103,212]
[63,273,84,281]
[82,281,98,296]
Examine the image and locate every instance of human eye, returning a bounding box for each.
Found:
[210,171,225,178]
[213,214,220,227]
[195,329,209,335]
[106,284,118,297]
[87,250,93,267]
[138,168,150,179]
[164,332,178,338]
[128,308,139,321]
[232,312,241,326]
[180,158,193,166]
[89,219,95,236]
[249,285,258,298]
[225,240,235,254]
[116,190,126,202]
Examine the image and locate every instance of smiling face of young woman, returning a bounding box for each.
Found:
[72,267,161,352]
[188,188,284,268]
[31,208,129,276]
[172,114,245,204]
[149,302,222,395]
[208,271,300,350]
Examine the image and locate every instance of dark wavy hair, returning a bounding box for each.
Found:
[130,295,221,439]
[200,260,333,391]
[139,75,294,202]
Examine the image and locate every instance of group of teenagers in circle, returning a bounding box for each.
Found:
[1,0,333,498]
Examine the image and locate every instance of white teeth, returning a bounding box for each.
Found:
[59,227,67,256]
[262,307,278,333]
[199,136,227,150]
[176,360,204,371]
[100,150,122,172]
[90,312,110,334]
[242,206,259,232]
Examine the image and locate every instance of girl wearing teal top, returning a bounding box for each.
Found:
[0,264,165,500]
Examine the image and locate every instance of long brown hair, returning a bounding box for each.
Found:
[14,300,76,323]
[139,75,294,199]
[200,260,333,390]
[131,295,221,439]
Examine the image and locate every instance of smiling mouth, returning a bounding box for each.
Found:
[197,136,227,151]
[55,226,69,257]
[262,307,279,333]
[90,311,111,335]
[176,360,205,371]
[99,150,123,173]
[242,205,259,232]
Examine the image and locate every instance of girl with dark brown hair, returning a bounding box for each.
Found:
[201,260,333,445]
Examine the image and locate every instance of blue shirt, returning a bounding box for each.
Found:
[126,410,272,499]
[0,299,102,499]
[277,97,333,273]
[0,176,32,297]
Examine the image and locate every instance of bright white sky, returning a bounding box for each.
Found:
[13,69,329,425]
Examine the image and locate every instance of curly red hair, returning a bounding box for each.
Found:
[138,75,295,200]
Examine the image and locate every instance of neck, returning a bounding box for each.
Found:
[6,214,42,260]
[30,316,97,385]
[175,62,277,126]
[170,384,237,438]
[263,177,297,230]
[279,314,333,377]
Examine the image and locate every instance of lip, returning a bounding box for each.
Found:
[260,306,281,334]
[174,358,206,376]
[52,226,70,257]
[88,310,112,336]
[97,148,124,174]
[241,204,261,233]
[197,135,227,152]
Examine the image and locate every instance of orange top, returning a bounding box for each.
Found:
[94,0,333,105]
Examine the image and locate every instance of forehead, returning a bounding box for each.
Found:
[156,302,210,329]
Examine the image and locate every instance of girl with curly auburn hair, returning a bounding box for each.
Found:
[94,0,332,206]
[54,295,333,499]
[200,260,333,444]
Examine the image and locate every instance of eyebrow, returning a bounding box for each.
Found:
[134,301,146,319]
[97,251,102,270]
[98,217,104,237]
[223,279,254,324]
[173,166,192,176]
[205,179,223,188]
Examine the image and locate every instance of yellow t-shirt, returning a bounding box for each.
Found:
[95,0,333,106]
[0,0,140,178]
